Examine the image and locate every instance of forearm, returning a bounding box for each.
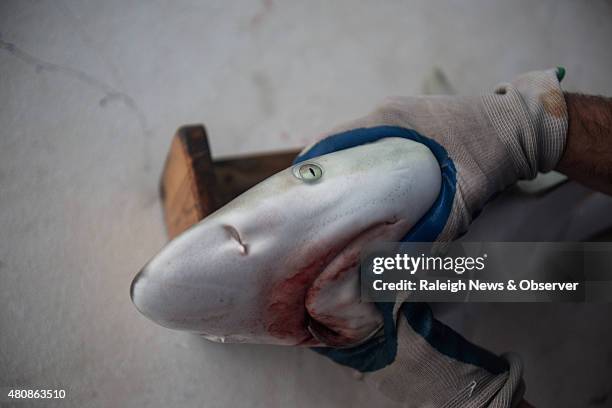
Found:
[556,92,612,195]
[515,93,612,406]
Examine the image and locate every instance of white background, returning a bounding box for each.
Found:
[1,1,612,406]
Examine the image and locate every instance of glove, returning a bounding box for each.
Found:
[295,69,568,407]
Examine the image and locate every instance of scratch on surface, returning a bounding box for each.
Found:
[0,35,152,171]
[55,0,127,91]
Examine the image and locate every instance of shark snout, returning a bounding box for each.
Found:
[130,220,255,334]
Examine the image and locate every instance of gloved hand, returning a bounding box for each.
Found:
[295,69,568,407]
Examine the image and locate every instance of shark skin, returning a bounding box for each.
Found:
[130,137,442,347]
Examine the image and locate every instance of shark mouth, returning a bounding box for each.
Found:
[263,218,410,347]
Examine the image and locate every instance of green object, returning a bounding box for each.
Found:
[556,66,566,81]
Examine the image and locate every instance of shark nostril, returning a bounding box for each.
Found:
[222,224,249,255]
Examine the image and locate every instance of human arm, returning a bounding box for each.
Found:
[557,93,612,195]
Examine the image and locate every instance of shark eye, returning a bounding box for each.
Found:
[293,162,323,183]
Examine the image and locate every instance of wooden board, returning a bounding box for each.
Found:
[160,125,300,239]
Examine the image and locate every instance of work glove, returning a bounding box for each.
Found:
[294,69,568,407]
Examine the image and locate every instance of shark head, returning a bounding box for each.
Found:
[130,137,441,346]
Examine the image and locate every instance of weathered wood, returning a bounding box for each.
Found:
[212,149,300,207]
[159,124,299,239]
[159,125,218,239]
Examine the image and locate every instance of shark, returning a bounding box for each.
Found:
[130,137,442,347]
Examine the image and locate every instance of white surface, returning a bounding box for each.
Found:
[1,1,612,407]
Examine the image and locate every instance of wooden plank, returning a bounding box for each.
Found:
[159,124,300,239]
[213,149,300,207]
[160,125,217,239]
